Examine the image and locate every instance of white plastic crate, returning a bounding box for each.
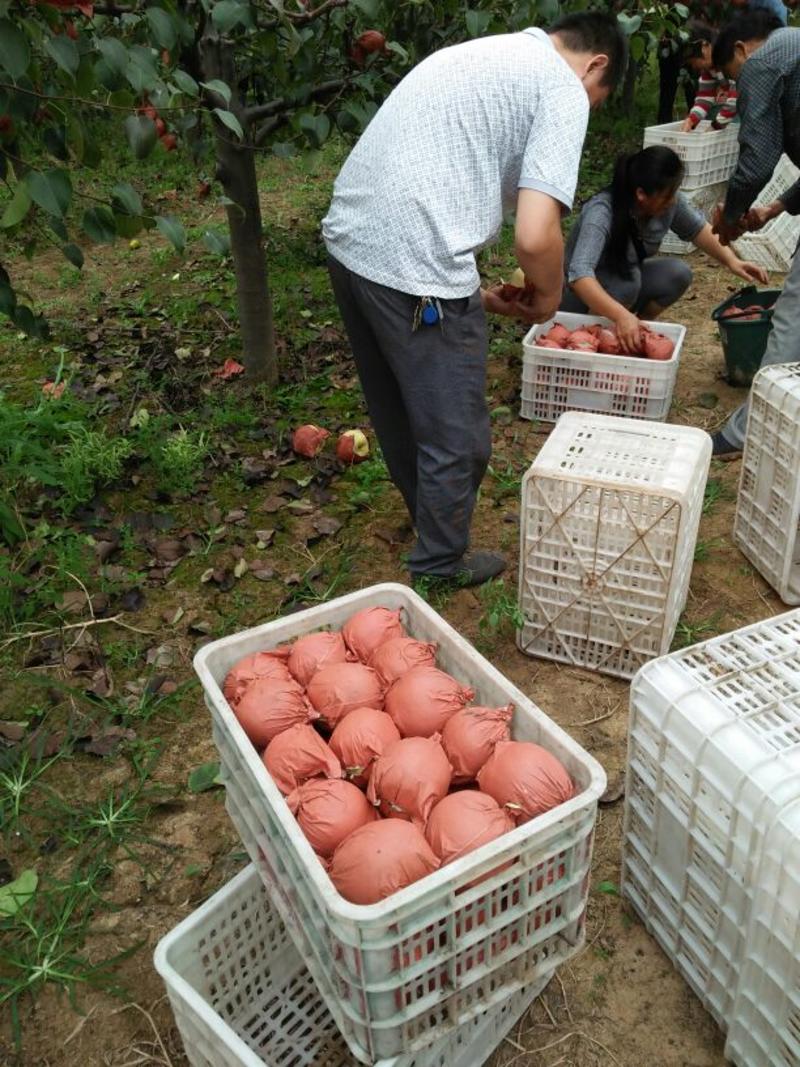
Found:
[661,182,727,256]
[734,364,800,605]
[517,413,710,679]
[520,313,686,423]
[734,155,800,273]
[193,583,606,1064]
[621,609,800,1031]
[642,121,739,191]
[725,798,800,1067]
[154,864,552,1067]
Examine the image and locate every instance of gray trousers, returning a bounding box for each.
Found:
[560,256,693,315]
[723,242,800,448]
[328,256,491,576]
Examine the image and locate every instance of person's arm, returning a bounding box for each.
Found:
[685,73,715,129]
[715,58,785,242]
[513,190,564,320]
[692,222,770,283]
[711,80,738,129]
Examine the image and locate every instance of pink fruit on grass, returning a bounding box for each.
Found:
[292,424,330,458]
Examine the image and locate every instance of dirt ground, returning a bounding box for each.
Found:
[3,250,788,1067]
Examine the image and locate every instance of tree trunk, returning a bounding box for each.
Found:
[199,32,277,385]
[622,55,639,111]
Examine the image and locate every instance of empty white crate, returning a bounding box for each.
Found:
[155,865,552,1067]
[734,155,800,273]
[643,121,739,190]
[735,364,800,605]
[520,314,686,423]
[725,798,800,1067]
[621,609,800,1031]
[517,413,710,679]
[193,583,606,1064]
[662,183,727,256]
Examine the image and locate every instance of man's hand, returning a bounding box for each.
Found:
[745,200,784,232]
[711,203,747,246]
[613,309,643,353]
[481,284,559,325]
[730,259,770,285]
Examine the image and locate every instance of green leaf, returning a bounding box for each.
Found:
[97,37,129,76]
[114,213,144,238]
[61,243,84,269]
[202,229,231,255]
[124,114,158,159]
[48,216,68,242]
[66,113,86,162]
[351,0,379,15]
[617,12,642,36]
[187,761,223,793]
[0,870,37,917]
[82,205,117,244]
[298,112,330,149]
[172,68,199,96]
[630,35,646,62]
[126,45,158,94]
[146,8,177,50]
[465,9,492,37]
[27,169,72,218]
[44,34,79,78]
[156,214,185,252]
[212,107,244,140]
[0,182,31,228]
[111,181,143,216]
[201,78,231,106]
[0,20,31,79]
[674,3,690,17]
[595,880,620,897]
[211,0,250,32]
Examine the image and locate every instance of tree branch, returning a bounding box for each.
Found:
[285,0,348,23]
[243,77,345,126]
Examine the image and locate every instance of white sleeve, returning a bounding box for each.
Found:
[518,82,589,212]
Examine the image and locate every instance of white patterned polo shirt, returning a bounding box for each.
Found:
[322,28,590,299]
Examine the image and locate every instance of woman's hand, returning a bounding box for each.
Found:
[481,284,559,325]
[614,309,643,353]
[730,259,770,285]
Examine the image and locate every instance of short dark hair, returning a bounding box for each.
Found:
[548,12,629,91]
[683,21,716,61]
[712,11,782,69]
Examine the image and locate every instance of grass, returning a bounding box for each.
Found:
[672,612,724,650]
[703,477,734,516]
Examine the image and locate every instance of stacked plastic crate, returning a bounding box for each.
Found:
[517,412,711,679]
[621,608,800,1065]
[733,155,800,273]
[155,583,608,1067]
[642,121,739,256]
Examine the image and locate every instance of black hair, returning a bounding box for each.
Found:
[683,21,716,62]
[606,147,684,276]
[547,12,629,91]
[712,11,782,70]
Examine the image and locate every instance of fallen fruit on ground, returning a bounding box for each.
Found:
[292,423,330,458]
[336,428,370,464]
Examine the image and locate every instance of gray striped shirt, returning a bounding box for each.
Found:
[724,27,800,221]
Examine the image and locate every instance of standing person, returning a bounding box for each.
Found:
[322,14,627,586]
[710,13,799,458]
[562,146,767,351]
[680,23,739,130]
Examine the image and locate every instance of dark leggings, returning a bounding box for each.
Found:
[658,47,697,124]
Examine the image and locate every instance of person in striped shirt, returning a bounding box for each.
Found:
[681,24,739,130]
